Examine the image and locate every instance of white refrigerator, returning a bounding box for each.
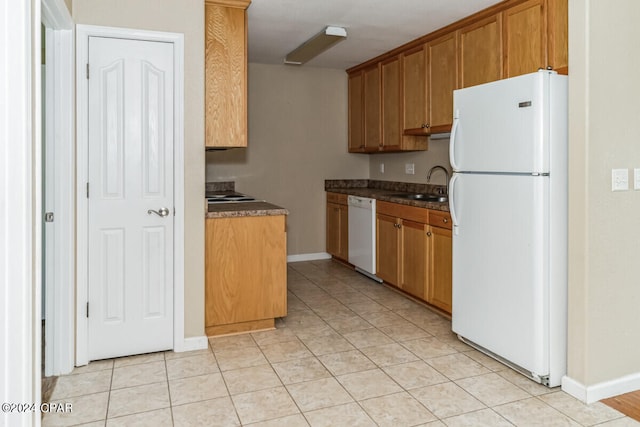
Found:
[448,70,568,387]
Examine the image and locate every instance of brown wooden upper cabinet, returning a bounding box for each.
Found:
[348,72,364,152]
[547,0,568,73]
[346,0,567,152]
[402,45,428,134]
[381,56,402,150]
[459,14,503,88]
[348,64,382,153]
[363,65,382,151]
[204,0,250,148]
[503,0,546,78]
[348,56,427,153]
[427,32,458,132]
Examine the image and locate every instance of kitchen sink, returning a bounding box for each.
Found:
[390,193,448,203]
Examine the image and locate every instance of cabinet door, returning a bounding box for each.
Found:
[326,202,341,257]
[205,2,248,147]
[376,213,399,285]
[338,204,349,261]
[363,65,381,151]
[381,56,402,150]
[402,45,428,132]
[503,0,546,78]
[547,0,568,73]
[348,72,364,152]
[400,220,428,300]
[459,15,503,88]
[428,225,452,313]
[205,215,287,327]
[428,32,458,132]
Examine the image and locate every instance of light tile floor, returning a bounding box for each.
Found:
[44,260,640,427]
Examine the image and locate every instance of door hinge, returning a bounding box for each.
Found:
[86,63,89,79]
[86,302,89,318]
[86,182,89,198]
[44,212,54,223]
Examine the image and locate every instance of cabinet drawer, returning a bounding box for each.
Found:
[377,200,430,224]
[429,210,452,229]
[326,192,348,205]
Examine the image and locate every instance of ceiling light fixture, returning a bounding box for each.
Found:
[284,26,347,65]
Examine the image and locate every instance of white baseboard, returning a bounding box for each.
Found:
[287,252,332,263]
[176,336,209,352]
[562,372,640,403]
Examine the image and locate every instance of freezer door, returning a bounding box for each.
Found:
[451,71,554,174]
[450,173,550,376]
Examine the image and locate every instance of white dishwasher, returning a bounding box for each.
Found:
[348,195,382,282]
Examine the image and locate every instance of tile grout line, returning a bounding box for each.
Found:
[50,261,634,426]
[289,268,442,425]
[163,351,175,427]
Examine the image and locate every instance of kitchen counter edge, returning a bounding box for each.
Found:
[206,201,289,219]
[326,188,450,212]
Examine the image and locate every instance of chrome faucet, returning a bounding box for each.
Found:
[427,165,450,195]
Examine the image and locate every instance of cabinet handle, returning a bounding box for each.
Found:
[426,231,432,237]
[442,218,448,223]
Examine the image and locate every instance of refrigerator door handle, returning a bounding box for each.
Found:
[449,109,460,171]
[449,174,460,233]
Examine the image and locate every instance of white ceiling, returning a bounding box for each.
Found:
[247,0,501,70]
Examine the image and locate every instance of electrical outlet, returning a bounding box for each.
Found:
[612,168,629,191]
[405,163,415,175]
[634,168,640,190]
[379,163,385,173]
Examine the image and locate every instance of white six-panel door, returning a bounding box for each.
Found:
[87,36,174,360]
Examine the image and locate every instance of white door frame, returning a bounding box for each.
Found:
[1,0,41,425]
[42,0,75,377]
[76,25,185,365]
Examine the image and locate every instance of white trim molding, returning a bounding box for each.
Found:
[75,25,186,363]
[0,0,41,425]
[562,372,640,404]
[181,336,209,352]
[41,0,72,30]
[42,0,75,377]
[287,252,332,263]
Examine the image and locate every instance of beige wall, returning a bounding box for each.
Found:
[72,0,205,337]
[368,137,451,186]
[567,0,640,387]
[206,63,369,256]
[64,0,72,14]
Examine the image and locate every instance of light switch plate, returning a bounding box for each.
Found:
[405,163,415,175]
[379,163,385,173]
[634,168,640,190]
[612,168,629,191]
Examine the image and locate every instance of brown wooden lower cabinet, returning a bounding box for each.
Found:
[400,219,428,300]
[205,215,287,336]
[428,224,452,313]
[326,192,348,261]
[376,213,400,284]
[376,201,452,314]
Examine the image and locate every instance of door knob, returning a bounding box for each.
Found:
[148,207,170,217]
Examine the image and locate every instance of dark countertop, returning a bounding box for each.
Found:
[206,201,289,219]
[325,179,450,212]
